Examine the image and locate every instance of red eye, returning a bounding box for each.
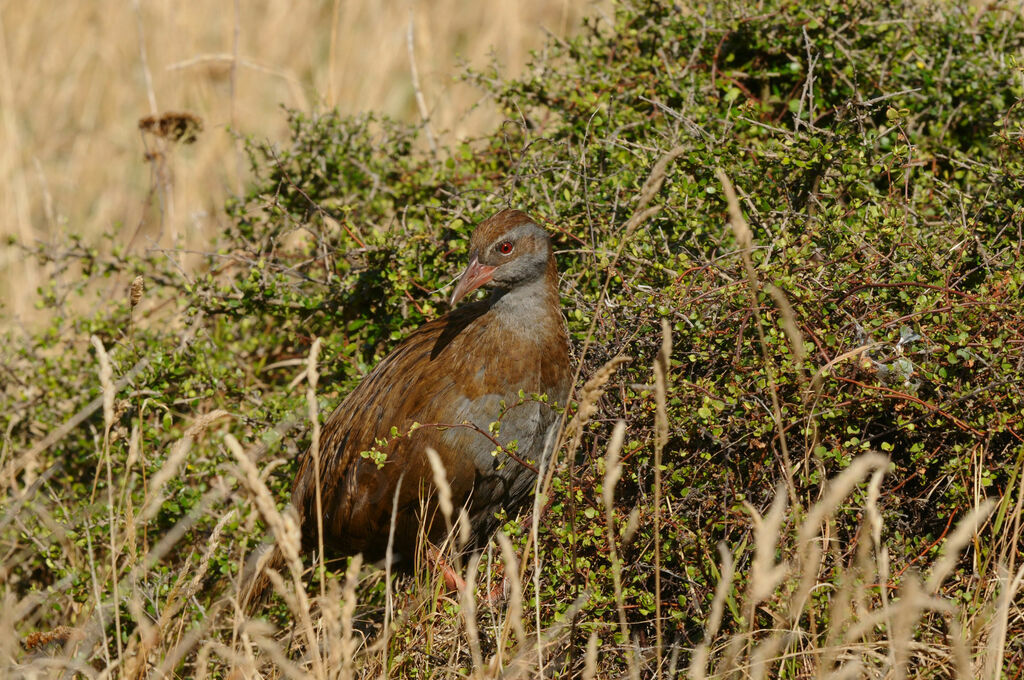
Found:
[497,241,514,255]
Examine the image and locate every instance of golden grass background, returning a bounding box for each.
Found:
[0,0,608,323]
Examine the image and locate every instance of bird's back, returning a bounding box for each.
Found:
[290,295,570,563]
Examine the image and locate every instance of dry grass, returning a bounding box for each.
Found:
[0,0,610,323]
[4,126,1018,678]
[3,307,1018,677]
[2,4,1022,675]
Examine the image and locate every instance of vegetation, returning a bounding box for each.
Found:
[2,0,1023,676]
[0,0,601,322]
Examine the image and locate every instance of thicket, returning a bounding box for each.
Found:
[2,0,1023,677]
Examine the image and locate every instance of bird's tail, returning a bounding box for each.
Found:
[240,543,286,614]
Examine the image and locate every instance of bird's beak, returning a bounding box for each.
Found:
[450,256,496,307]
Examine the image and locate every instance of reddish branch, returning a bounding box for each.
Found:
[832,375,985,437]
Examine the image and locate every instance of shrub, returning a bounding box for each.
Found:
[2,0,1022,676]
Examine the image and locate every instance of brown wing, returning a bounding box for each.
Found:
[290,300,492,560]
[291,282,571,562]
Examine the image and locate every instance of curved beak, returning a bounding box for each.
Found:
[450,256,496,307]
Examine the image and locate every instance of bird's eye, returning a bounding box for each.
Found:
[497,241,514,255]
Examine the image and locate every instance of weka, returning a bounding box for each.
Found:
[244,209,570,607]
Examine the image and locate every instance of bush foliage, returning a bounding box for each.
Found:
[2,0,1023,676]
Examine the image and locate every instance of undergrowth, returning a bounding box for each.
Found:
[2,0,1023,677]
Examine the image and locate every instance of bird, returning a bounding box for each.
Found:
[243,208,571,609]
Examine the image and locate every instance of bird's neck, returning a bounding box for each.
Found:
[487,259,562,329]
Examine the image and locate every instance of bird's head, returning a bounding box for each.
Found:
[449,209,553,307]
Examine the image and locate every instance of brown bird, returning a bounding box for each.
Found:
[244,208,571,607]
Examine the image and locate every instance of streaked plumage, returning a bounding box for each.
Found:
[244,209,570,607]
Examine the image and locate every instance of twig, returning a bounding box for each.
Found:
[405,421,540,474]
[653,320,672,680]
[407,11,438,156]
[601,420,641,680]
[832,375,986,436]
[306,338,327,603]
[131,0,158,116]
[230,0,242,195]
[327,0,342,108]
[715,168,798,507]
